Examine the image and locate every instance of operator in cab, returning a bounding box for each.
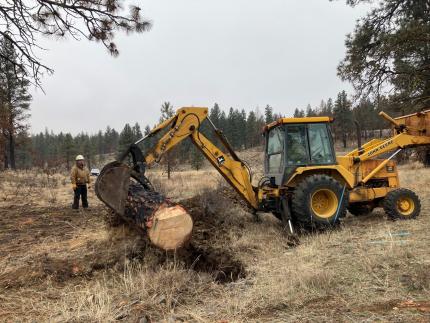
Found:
[71,155,91,209]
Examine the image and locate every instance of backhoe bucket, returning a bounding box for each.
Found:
[95,161,131,216]
[95,159,194,251]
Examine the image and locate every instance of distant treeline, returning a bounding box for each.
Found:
[13,93,405,171]
[22,103,277,170]
[293,91,404,149]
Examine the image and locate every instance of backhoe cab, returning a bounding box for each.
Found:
[264,117,336,186]
[96,107,430,249]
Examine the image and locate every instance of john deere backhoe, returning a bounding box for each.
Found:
[96,107,430,249]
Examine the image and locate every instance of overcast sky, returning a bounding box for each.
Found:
[30,0,370,135]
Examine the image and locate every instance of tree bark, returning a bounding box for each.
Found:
[342,133,347,149]
[66,153,70,171]
[0,137,4,171]
[4,152,8,169]
[8,133,15,170]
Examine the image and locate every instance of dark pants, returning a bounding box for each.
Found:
[73,184,88,209]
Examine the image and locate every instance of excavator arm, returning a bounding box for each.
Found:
[345,110,430,184]
[97,107,259,213]
[350,111,430,162]
[141,107,259,209]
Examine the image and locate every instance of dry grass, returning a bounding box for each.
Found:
[147,170,221,201]
[0,169,101,208]
[1,163,430,322]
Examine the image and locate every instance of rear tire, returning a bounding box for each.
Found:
[348,203,374,216]
[383,188,420,220]
[291,174,348,229]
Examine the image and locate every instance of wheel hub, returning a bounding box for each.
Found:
[311,189,339,219]
[397,197,415,216]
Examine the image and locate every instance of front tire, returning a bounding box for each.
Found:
[383,188,421,220]
[291,174,348,229]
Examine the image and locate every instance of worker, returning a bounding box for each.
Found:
[71,155,91,209]
[287,133,307,164]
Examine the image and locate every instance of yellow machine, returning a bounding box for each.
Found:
[96,107,430,233]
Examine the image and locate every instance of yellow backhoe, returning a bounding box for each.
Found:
[95,107,430,250]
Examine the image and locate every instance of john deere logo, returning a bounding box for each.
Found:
[367,140,393,157]
[217,156,226,165]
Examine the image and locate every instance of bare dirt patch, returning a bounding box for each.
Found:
[0,205,144,289]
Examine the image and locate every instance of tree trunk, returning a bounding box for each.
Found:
[0,139,4,171]
[8,133,15,170]
[167,152,171,180]
[66,153,70,171]
[4,152,8,169]
[342,133,347,149]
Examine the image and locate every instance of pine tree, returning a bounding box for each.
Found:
[159,102,176,179]
[118,124,134,155]
[190,145,204,170]
[82,134,95,170]
[294,108,305,118]
[160,102,175,122]
[0,36,32,170]
[326,98,334,116]
[318,100,326,115]
[333,91,353,148]
[208,103,222,144]
[306,104,315,117]
[246,110,260,148]
[0,98,6,170]
[339,0,430,108]
[238,109,247,149]
[264,105,274,124]
[209,103,222,126]
[132,122,142,142]
[226,107,236,147]
[353,99,377,140]
[62,133,75,170]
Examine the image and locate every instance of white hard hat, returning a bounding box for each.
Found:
[75,155,85,161]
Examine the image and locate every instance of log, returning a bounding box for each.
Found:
[147,204,193,250]
[123,182,193,251]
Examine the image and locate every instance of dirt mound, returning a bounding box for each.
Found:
[175,189,247,283]
[103,185,248,283]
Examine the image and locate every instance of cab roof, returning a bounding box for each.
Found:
[264,116,333,132]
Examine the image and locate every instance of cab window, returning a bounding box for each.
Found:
[267,127,284,173]
[308,123,335,164]
[286,125,308,165]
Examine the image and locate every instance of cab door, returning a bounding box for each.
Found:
[264,126,285,185]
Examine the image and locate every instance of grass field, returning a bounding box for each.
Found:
[0,162,430,322]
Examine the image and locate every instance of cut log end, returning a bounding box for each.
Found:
[148,205,193,251]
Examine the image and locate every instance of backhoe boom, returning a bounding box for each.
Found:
[139,107,259,210]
